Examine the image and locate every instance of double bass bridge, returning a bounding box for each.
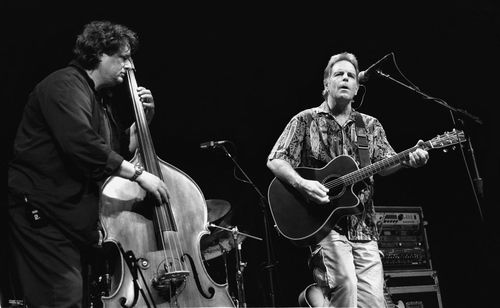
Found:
[151,268,190,301]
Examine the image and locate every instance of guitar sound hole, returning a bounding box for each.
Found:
[323,175,344,199]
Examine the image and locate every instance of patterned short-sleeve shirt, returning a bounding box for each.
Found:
[268,101,396,241]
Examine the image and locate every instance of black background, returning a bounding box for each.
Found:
[4,2,499,307]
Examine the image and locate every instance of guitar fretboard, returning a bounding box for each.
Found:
[326,145,423,189]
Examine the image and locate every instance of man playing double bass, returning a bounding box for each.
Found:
[6,20,168,307]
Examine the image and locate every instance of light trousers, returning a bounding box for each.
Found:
[309,230,386,308]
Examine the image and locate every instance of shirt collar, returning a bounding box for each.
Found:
[68,60,112,100]
[316,101,331,115]
[68,60,96,91]
[315,101,358,123]
[314,101,357,124]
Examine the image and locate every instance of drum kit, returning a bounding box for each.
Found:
[201,199,262,308]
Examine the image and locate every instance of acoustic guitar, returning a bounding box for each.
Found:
[268,129,465,246]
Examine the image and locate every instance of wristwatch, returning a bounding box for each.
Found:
[129,164,145,182]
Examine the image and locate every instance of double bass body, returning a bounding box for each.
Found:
[100,156,233,307]
[98,61,234,307]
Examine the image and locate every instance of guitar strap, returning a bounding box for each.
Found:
[353,112,370,168]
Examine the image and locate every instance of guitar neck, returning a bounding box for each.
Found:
[342,145,421,185]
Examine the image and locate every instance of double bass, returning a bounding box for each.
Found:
[98,59,234,307]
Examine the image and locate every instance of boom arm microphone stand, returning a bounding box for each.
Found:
[216,143,277,307]
[375,69,484,222]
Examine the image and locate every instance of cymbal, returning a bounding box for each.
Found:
[206,199,231,223]
[201,226,247,261]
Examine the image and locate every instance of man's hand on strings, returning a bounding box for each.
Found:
[136,171,169,204]
[137,86,155,124]
[406,140,429,168]
[299,179,330,204]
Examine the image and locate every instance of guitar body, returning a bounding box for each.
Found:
[298,284,327,307]
[268,155,365,246]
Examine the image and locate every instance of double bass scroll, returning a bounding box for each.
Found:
[98,58,234,307]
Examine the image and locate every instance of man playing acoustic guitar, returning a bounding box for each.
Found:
[267,52,428,307]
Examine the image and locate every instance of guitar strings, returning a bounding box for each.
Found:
[322,149,414,190]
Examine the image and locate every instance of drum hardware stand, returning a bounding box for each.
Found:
[219,243,229,284]
[234,226,247,308]
[88,258,111,307]
[208,223,262,308]
[217,143,278,307]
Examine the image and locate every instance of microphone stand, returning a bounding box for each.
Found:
[217,144,277,307]
[375,69,484,222]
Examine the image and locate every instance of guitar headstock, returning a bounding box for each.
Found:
[428,129,466,150]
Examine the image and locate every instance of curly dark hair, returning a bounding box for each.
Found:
[73,20,139,70]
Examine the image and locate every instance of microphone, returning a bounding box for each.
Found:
[358,53,392,83]
[200,140,228,149]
